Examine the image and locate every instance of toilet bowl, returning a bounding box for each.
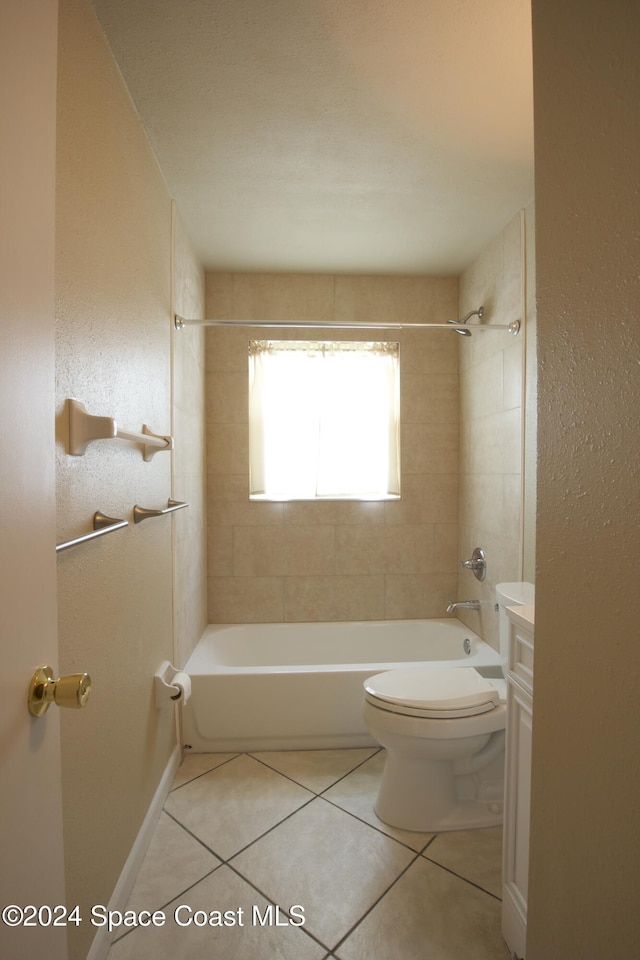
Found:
[363,666,506,832]
[362,582,535,833]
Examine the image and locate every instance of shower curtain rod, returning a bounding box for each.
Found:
[174,315,521,334]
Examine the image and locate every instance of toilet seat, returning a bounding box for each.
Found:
[364,667,500,719]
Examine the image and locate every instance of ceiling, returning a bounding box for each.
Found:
[90,0,534,275]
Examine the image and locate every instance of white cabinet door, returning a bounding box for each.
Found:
[502,677,533,959]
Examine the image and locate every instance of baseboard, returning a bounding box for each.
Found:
[502,884,527,959]
[86,745,181,960]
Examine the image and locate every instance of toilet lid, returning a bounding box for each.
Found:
[364,667,500,718]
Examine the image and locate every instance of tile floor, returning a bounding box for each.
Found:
[107,748,511,959]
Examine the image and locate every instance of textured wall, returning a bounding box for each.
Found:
[529,0,640,956]
[455,209,527,649]
[205,273,460,623]
[55,0,178,955]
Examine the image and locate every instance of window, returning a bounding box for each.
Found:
[249,340,400,501]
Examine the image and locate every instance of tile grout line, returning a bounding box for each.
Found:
[170,750,433,864]
[163,792,317,865]
[168,752,241,793]
[108,860,224,947]
[319,792,434,855]
[248,747,382,796]
[238,750,433,857]
[317,747,384,794]
[329,849,425,957]
[223,859,335,956]
[420,852,503,902]
[163,753,429,954]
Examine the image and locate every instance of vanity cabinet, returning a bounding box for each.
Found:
[502,604,534,959]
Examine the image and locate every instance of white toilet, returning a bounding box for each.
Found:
[362,582,535,832]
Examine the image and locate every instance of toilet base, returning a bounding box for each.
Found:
[375,795,503,833]
[373,747,504,833]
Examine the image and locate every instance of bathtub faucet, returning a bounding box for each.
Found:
[446,600,481,613]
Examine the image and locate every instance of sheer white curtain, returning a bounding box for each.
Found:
[249,340,400,500]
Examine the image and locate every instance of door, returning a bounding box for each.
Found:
[0,2,67,958]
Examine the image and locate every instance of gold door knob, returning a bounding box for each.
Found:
[28,666,92,717]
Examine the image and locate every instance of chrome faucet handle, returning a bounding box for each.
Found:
[458,547,486,581]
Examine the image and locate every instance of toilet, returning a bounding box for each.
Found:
[362,582,535,832]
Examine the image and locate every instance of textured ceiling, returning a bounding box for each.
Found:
[90,0,533,274]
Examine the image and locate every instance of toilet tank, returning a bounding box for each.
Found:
[495,582,535,675]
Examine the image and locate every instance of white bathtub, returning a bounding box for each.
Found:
[181,618,503,752]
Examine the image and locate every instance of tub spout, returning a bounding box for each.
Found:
[446,600,481,613]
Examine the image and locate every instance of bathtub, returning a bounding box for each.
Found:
[181,618,503,752]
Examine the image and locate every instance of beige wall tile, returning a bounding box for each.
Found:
[399,329,458,375]
[383,524,435,574]
[233,273,335,322]
[385,474,458,525]
[206,370,248,422]
[338,500,386,525]
[283,500,342,526]
[503,341,524,411]
[335,526,388,575]
[503,474,522,541]
[402,372,459,423]
[384,573,457,620]
[456,211,525,648]
[460,408,520,477]
[334,275,457,324]
[234,525,335,577]
[208,475,283,526]
[208,577,284,622]
[208,524,234,576]
[205,272,234,319]
[207,422,248,474]
[459,474,504,533]
[402,423,458,474]
[434,524,459,571]
[460,352,504,422]
[232,526,288,577]
[206,326,251,372]
[284,576,385,622]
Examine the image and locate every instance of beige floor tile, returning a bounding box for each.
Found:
[231,796,415,950]
[108,865,326,960]
[164,754,313,859]
[170,752,238,789]
[423,825,504,899]
[323,751,433,851]
[109,750,507,960]
[120,813,221,919]
[335,856,509,960]
[251,748,379,793]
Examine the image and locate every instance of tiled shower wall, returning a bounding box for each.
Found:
[172,206,208,667]
[205,273,460,623]
[456,209,528,649]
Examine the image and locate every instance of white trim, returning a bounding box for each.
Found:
[86,745,181,960]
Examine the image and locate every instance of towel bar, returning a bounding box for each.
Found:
[67,398,173,460]
[56,512,128,553]
[133,499,189,524]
